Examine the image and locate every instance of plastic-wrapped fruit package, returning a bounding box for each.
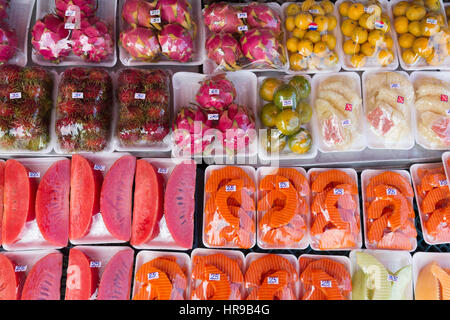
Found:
[257,167,310,249]
[413,252,450,300]
[2,158,70,251]
[0,250,63,300]
[299,255,352,300]
[55,67,113,153]
[203,166,256,249]
[245,253,298,300]
[258,75,316,160]
[283,1,341,72]
[190,249,245,300]
[132,251,190,300]
[309,168,362,250]
[203,2,287,72]
[31,0,116,66]
[350,250,413,300]
[363,71,415,150]
[362,169,417,251]
[391,0,449,70]
[131,159,196,250]
[337,0,398,70]
[65,246,134,300]
[411,71,449,150]
[115,68,171,151]
[312,73,366,152]
[411,163,450,245]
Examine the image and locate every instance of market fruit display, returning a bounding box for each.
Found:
[338,0,396,69]
[391,0,449,68]
[283,1,340,72]
[203,2,287,71]
[415,260,450,300]
[204,166,256,249]
[116,68,170,148]
[0,65,53,152]
[120,0,195,63]
[55,67,113,153]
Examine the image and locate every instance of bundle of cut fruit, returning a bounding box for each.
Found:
[0,0,18,64]
[363,170,417,250]
[203,166,256,249]
[116,68,170,148]
[257,168,309,248]
[0,64,53,152]
[172,74,256,157]
[309,169,361,250]
[415,260,450,300]
[31,0,114,63]
[190,252,244,300]
[55,67,113,153]
[299,256,352,300]
[120,0,196,63]
[203,2,287,71]
[245,254,298,300]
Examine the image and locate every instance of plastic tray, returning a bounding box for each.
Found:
[412,251,450,299]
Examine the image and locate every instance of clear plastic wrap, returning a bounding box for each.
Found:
[256,167,310,250]
[361,169,417,251]
[413,252,450,300]
[203,165,256,249]
[308,168,362,251]
[362,70,415,150]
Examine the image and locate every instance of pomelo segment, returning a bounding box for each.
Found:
[131,160,164,246]
[70,155,103,240]
[0,254,20,300]
[2,160,37,245]
[35,159,71,247]
[164,161,196,248]
[100,155,136,241]
[21,252,63,300]
[65,248,99,300]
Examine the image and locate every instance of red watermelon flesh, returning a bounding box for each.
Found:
[164,161,196,249]
[100,155,136,241]
[70,155,103,240]
[97,248,134,300]
[35,159,71,247]
[21,252,63,300]
[131,160,164,246]
[0,254,21,300]
[65,248,99,300]
[2,160,37,245]
[0,161,5,245]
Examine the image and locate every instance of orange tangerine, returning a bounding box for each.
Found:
[292,28,306,39]
[285,3,301,16]
[298,39,314,56]
[302,0,316,12]
[327,15,337,31]
[321,34,336,50]
[412,37,433,58]
[309,4,325,16]
[383,35,394,50]
[420,18,440,37]
[377,49,394,66]
[368,29,384,46]
[289,53,307,71]
[402,49,420,64]
[295,12,313,30]
[343,39,360,55]
[314,15,329,32]
[339,1,352,17]
[285,16,296,32]
[341,19,358,37]
[424,0,441,12]
[350,53,367,68]
[398,33,416,48]
[406,4,427,21]
[347,3,365,21]
[351,27,368,44]
[286,37,299,53]
[394,16,409,34]
[321,0,334,14]
[393,1,410,17]
[361,42,376,57]
[359,13,376,29]
[408,20,422,37]
[313,41,328,57]
[324,51,339,67]
[426,49,445,66]
[304,30,321,43]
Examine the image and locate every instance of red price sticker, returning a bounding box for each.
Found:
[441,94,448,102]
[397,96,404,104]
[345,103,353,111]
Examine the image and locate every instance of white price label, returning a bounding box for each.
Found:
[267,277,279,285]
[278,181,290,189]
[150,17,161,24]
[209,273,220,281]
[72,92,84,99]
[364,7,374,13]
[342,119,352,127]
[90,261,102,268]
[386,188,397,196]
[10,92,21,99]
[65,10,76,17]
[29,172,40,178]
[387,274,398,282]
[426,18,437,25]
[225,185,237,192]
[150,9,160,16]
[237,12,247,19]
[134,93,146,100]
[94,164,105,171]
[65,23,76,30]
[238,25,248,32]
[15,265,27,272]
[158,168,168,174]
[309,9,319,14]
[446,109,450,116]
[148,272,160,280]
[282,99,294,107]
[208,114,219,121]
[320,280,332,288]
[439,179,448,187]
[209,88,220,95]
[333,188,344,195]
[391,83,400,89]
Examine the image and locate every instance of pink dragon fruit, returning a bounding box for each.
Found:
[158,23,193,62]
[218,103,256,152]
[240,28,286,68]
[122,0,162,30]
[55,0,97,19]
[120,27,161,61]
[0,0,9,21]
[195,74,236,112]
[70,17,113,62]
[205,33,243,71]
[243,2,281,33]
[157,0,193,30]
[0,22,17,64]
[203,2,245,34]
[31,14,71,62]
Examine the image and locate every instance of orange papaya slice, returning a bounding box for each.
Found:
[367,214,389,243]
[205,167,255,193]
[192,253,244,284]
[311,170,356,193]
[366,171,414,198]
[257,190,286,211]
[245,255,298,287]
[135,257,187,292]
[271,168,310,196]
[133,266,172,300]
[377,231,412,250]
[431,263,450,300]
[255,270,288,300]
[302,287,327,300]
[318,229,356,250]
[310,269,345,300]
[196,265,232,300]
[422,187,450,214]
[419,173,447,196]
[311,212,329,236]
[367,198,393,220]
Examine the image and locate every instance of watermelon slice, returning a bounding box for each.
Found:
[21,252,63,300]
[100,155,136,241]
[70,155,103,240]
[0,161,5,245]
[2,160,37,245]
[35,159,71,247]
[97,248,134,300]
[0,254,20,300]
[65,248,99,300]
[131,160,164,246]
[164,161,196,248]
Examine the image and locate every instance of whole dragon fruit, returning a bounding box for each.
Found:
[122,0,161,30]
[120,27,161,61]
[195,74,236,112]
[240,28,286,68]
[70,17,113,62]
[243,2,281,33]
[55,0,97,19]
[0,23,17,64]
[157,0,193,30]
[0,0,9,21]
[205,33,243,71]
[31,14,71,62]
[203,2,245,34]
[158,23,193,62]
[218,103,256,152]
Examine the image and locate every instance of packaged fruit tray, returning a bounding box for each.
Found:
[413,252,450,300]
